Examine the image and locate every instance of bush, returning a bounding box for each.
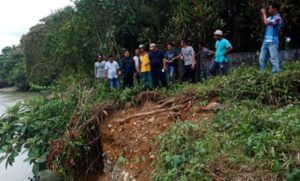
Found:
[194,62,300,106]
[153,62,300,180]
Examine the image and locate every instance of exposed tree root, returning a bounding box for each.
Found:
[117,105,184,123]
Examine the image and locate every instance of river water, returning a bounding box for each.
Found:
[0,90,37,181]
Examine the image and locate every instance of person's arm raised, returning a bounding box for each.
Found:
[261,9,269,25]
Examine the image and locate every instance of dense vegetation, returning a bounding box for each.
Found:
[1,0,300,180]
[0,46,28,89]
[1,61,299,180]
[1,0,300,88]
[153,62,300,180]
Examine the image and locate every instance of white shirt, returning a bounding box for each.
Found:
[104,61,120,79]
[95,61,106,78]
[133,56,139,70]
[181,46,195,66]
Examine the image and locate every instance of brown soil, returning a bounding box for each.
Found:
[97,91,216,181]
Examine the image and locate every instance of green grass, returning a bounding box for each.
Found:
[153,61,300,181]
[1,61,300,180]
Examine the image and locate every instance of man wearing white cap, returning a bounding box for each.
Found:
[209,30,233,76]
[148,43,168,88]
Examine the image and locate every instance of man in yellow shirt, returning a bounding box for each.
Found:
[138,44,152,89]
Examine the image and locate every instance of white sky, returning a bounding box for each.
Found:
[0,0,73,51]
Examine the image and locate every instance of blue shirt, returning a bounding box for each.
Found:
[148,50,165,70]
[165,49,178,66]
[264,13,282,44]
[214,38,232,63]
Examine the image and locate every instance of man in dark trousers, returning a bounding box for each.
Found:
[209,30,233,76]
[119,50,135,88]
[148,43,168,88]
[197,41,214,81]
[180,39,196,83]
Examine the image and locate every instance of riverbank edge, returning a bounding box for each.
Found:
[0,87,20,92]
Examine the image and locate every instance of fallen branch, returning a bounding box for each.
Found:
[117,105,184,123]
[155,98,176,109]
[157,98,170,104]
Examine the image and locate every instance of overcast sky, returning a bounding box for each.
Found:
[0,0,73,51]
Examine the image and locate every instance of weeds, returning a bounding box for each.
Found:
[153,61,300,180]
[1,62,300,180]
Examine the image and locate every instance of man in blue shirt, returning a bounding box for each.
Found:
[148,43,168,88]
[259,2,283,74]
[209,30,234,76]
[165,42,178,82]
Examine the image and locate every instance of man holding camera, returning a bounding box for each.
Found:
[259,2,283,74]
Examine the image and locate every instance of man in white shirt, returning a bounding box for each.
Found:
[133,49,141,83]
[95,54,106,81]
[104,55,120,89]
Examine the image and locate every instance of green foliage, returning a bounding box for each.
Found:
[9,0,300,87]
[0,78,100,177]
[118,156,128,165]
[0,92,77,176]
[191,61,300,106]
[153,102,300,180]
[153,61,300,180]
[0,74,145,178]
[8,61,29,89]
[215,101,300,170]
[21,7,75,86]
[286,169,300,181]
[0,46,27,89]
[152,122,214,181]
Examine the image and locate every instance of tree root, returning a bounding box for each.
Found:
[117,105,184,123]
[155,98,176,109]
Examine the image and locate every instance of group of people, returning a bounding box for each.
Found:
[95,2,282,90]
[95,30,234,89]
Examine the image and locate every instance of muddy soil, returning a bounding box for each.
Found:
[98,91,215,181]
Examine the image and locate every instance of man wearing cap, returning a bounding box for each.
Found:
[148,43,168,88]
[95,54,106,81]
[259,2,283,74]
[209,30,233,76]
[139,44,152,89]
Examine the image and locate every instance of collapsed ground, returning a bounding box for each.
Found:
[99,91,216,180]
[48,62,300,181]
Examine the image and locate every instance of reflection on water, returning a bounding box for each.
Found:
[0,91,38,181]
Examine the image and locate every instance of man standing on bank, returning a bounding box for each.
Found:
[198,41,214,81]
[179,39,196,83]
[120,50,135,88]
[95,54,106,81]
[165,42,178,83]
[139,44,152,89]
[104,55,121,89]
[148,43,168,88]
[259,2,283,74]
[209,30,233,76]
